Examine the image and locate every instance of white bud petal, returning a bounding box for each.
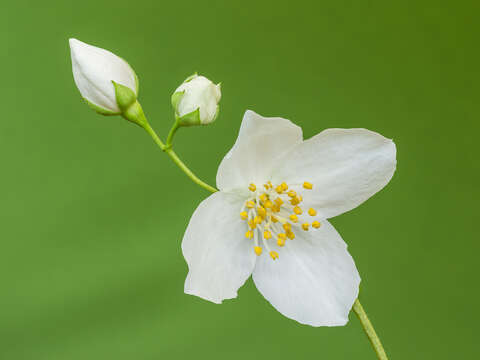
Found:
[174,75,221,124]
[69,38,138,114]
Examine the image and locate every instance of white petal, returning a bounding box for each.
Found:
[252,220,360,326]
[272,128,396,219]
[216,110,302,192]
[182,192,256,304]
[69,38,137,113]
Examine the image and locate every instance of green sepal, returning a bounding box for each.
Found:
[118,56,140,96]
[171,90,185,111]
[183,72,198,83]
[133,71,140,96]
[112,81,137,112]
[83,98,119,116]
[122,101,148,127]
[177,108,201,126]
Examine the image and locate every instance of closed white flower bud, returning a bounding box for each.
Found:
[172,74,221,125]
[69,38,139,115]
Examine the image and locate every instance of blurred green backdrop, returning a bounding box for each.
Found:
[1,0,478,359]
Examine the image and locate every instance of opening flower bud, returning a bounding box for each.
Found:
[69,38,139,116]
[171,74,221,126]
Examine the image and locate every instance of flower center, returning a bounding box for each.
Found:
[239,181,321,260]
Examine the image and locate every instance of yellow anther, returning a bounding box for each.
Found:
[240,211,248,220]
[264,230,272,239]
[254,246,262,256]
[278,233,287,240]
[274,197,284,206]
[270,251,279,260]
[271,216,278,223]
[298,195,303,202]
[290,197,300,205]
[246,200,255,209]
[283,223,292,231]
[302,223,310,231]
[277,238,285,247]
[257,206,267,218]
[259,193,268,203]
[272,204,281,213]
[249,183,256,192]
[281,182,288,191]
[289,214,298,223]
[303,181,313,190]
[308,208,317,216]
[275,185,283,194]
[254,215,263,225]
[287,190,296,198]
[268,181,273,188]
[312,221,321,228]
[293,206,302,215]
[286,230,295,239]
[245,230,253,238]
[264,200,273,209]
[248,220,256,229]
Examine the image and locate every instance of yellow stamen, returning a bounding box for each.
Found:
[249,183,256,192]
[302,223,310,231]
[271,216,278,223]
[312,221,321,228]
[270,251,279,260]
[289,214,298,223]
[264,200,273,209]
[254,246,262,256]
[303,181,313,190]
[259,193,268,203]
[275,197,284,206]
[278,233,287,240]
[277,238,285,247]
[286,230,295,239]
[246,200,255,209]
[272,204,281,213]
[257,206,267,218]
[264,230,272,239]
[308,208,317,216]
[254,215,263,225]
[287,190,296,198]
[283,223,291,231]
[293,206,302,215]
[275,185,283,194]
[240,211,248,220]
[248,220,256,229]
[281,182,288,191]
[290,197,300,205]
[245,230,253,238]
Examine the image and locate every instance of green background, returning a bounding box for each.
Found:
[1,0,478,359]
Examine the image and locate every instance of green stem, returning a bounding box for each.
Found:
[143,122,218,194]
[353,299,389,360]
[166,120,180,147]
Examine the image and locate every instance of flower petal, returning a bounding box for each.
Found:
[252,220,360,326]
[182,192,256,304]
[216,110,302,192]
[272,128,396,219]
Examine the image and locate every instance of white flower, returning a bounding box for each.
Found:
[182,110,396,326]
[69,38,138,114]
[173,75,221,125]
